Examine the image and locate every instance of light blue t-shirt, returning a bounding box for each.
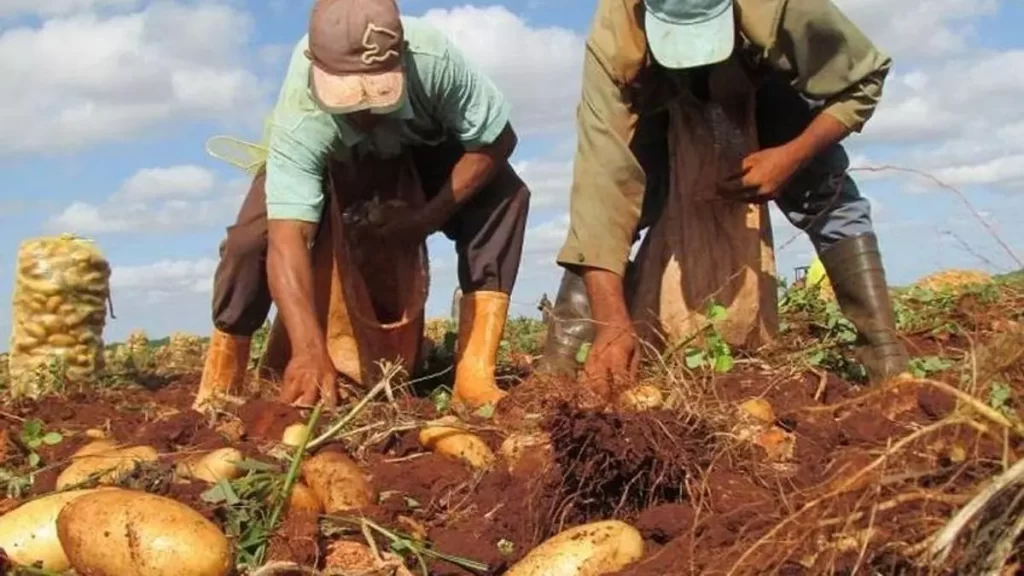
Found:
[264,17,512,223]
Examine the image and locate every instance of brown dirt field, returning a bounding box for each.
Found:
[1,362,1020,575]
[1,283,1022,575]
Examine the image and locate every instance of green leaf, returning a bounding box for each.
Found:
[707,304,728,322]
[42,432,63,446]
[201,479,240,505]
[390,538,414,553]
[714,354,735,374]
[28,453,40,468]
[234,459,278,473]
[990,383,1012,410]
[576,342,592,364]
[429,388,452,413]
[684,349,703,369]
[22,419,42,439]
[473,403,496,419]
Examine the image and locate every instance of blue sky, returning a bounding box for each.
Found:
[2,0,1023,347]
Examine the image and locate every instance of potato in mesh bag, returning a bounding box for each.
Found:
[9,234,111,397]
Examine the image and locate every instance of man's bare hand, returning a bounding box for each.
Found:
[278,351,339,409]
[580,322,640,403]
[369,201,435,246]
[718,144,804,204]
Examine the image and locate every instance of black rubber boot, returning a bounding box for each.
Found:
[819,233,910,384]
[534,267,595,377]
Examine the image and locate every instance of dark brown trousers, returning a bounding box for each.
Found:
[211,140,531,337]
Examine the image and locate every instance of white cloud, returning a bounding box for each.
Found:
[418,5,584,136]
[111,257,216,295]
[834,0,999,60]
[0,0,139,18]
[0,1,267,155]
[47,164,247,234]
[513,157,572,211]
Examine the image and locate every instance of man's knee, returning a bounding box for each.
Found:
[501,165,531,218]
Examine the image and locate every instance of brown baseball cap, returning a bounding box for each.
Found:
[307,0,406,114]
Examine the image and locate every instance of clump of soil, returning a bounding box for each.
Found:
[267,509,321,566]
[542,403,714,523]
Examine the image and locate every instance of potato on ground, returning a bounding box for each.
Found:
[0,488,110,571]
[56,442,159,490]
[419,418,495,470]
[499,432,554,476]
[174,447,243,483]
[301,451,375,514]
[281,423,310,448]
[618,385,665,412]
[56,488,232,576]
[272,481,324,515]
[504,520,644,576]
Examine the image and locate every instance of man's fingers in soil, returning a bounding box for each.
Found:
[278,377,303,405]
[319,377,338,410]
[295,380,320,408]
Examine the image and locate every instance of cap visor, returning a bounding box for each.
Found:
[645,2,735,69]
[311,65,405,115]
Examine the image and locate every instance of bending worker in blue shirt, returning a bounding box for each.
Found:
[194,0,530,411]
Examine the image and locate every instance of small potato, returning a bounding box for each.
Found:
[20,321,47,340]
[419,421,495,471]
[740,398,776,424]
[45,295,64,313]
[281,423,310,448]
[499,432,554,476]
[73,439,119,457]
[0,488,111,571]
[505,520,645,576]
[47,333,77,348]
[301,451,375,514]
[175,447,243,484]
[619,385,664,412]
[56,445,159,490]
[57,489,232,576]
[286,482,324,515]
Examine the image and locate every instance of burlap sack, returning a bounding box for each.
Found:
[629,58,778,351]
[259,152,429,387]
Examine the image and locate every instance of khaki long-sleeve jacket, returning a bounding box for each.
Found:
[556,0,892,276]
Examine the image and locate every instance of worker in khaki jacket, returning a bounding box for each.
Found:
[536,0,909,398]
[194,0,529,411]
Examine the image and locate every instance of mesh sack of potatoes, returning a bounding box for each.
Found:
[8,234,111,397]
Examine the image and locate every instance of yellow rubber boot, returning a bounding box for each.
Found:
[452,291,510,410]
[193,328,251,410]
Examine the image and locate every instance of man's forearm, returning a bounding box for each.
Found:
[267,220,327,355]
[788,111,853,167]
[581,267,632,329]
[421,123,518,227]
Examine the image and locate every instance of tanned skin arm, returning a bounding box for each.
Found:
[419,123,518,229]
[787,113,852,169]
[267,220,327,358]
[582,267,632,329]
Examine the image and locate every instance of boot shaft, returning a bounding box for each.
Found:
[819,233,908,382]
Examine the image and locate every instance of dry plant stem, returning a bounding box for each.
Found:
[307,362,402,452]
[984,496,1024,572]
[816,492,970,528]
[918,378,1024,437]
[927,456,1024,565]
[726,417,962,576]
